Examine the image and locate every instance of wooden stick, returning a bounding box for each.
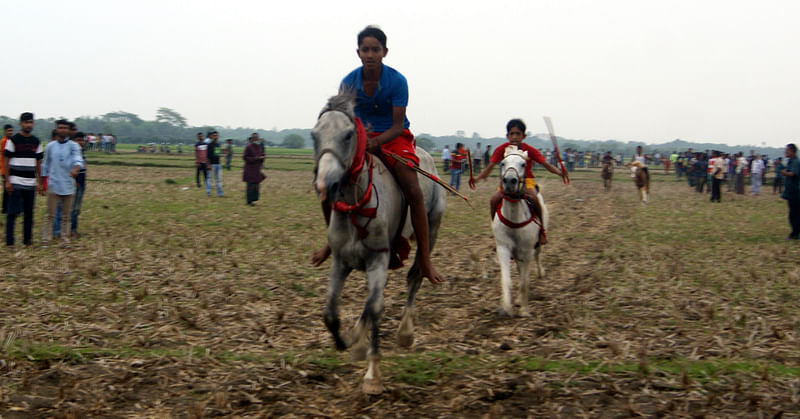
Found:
[384,151,472,207]
[543,116,570,185]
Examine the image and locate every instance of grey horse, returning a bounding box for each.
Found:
[312,92,446,394]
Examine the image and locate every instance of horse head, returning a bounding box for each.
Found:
[499,146,529,196]
[312,92,358,202]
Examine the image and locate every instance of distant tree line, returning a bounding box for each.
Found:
[0,109,783,157]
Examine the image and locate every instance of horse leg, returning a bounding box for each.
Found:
[361,261,388,394]
[398,261,422,348]
[398,188,444,348]
[497,245,514,317]
[517,259,531,317]
[323,259,352,351]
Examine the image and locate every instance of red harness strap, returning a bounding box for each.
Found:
[331,154,378,240]
[496,195,543,231]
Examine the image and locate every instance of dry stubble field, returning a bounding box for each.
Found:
[1,150,799,418]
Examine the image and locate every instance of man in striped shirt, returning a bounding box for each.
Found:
[3,113,43,248]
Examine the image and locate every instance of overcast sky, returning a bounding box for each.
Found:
[1,0,797,147]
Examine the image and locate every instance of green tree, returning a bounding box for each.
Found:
[103,111,143,125]
[416,136,435,152]
[155,107,187,127]
[281,133,305,149]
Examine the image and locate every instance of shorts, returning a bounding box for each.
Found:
[368,130,419,168]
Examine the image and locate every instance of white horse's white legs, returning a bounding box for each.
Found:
[497,246,514,316]
[518,260,531,317]
[362,353,383,394]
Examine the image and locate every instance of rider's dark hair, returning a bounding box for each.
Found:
[788,143,797,153]
[506,119,526,134]
[358,26,387,49]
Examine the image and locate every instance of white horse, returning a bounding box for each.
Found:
[492,147,548,317]
[312,93,446,394]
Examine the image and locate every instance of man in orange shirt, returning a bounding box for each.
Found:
[0,124,12,215]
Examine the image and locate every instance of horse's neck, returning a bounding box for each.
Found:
[501,197,531,222]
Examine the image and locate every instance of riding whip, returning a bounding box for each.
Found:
[543,116,570,185]
[384,151,472,207]
[467,149,476,186]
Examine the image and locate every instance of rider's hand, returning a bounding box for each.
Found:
[469,178,476,190]
[366,138,381,154]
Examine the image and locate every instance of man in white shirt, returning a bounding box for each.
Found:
[441,145,450,173]
[472,142,482,172]
[751,154,765,195]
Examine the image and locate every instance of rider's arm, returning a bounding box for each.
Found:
[367,107,405,151]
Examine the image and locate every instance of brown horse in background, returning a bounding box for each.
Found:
[630,161,650,202]
[601,161,614,191]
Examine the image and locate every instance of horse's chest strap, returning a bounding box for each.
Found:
[496,197,542,229]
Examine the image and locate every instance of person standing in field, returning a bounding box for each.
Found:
[773,157,784,195]
[224,139,233,171]
[1,124,13,217]
[449,142,466,191]
[472,142,482,173]
[710,150,724,202]
[40,120,83,247]
[69,132,87,238]
[242,134,265,205]
[780,144,800,240]
[441,145,450,173]
[194,132,209,189]
[206,131,223,197]
[484,144,491,168]
[4,113,43,248]
[750,154,764,196]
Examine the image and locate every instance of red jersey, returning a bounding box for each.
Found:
[451,147,467,170]
[490,142,546,179]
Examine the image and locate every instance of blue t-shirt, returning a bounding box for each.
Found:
[340,64,410,132]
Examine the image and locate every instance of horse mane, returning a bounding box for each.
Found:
[504,145,529,160]
[319,89,356,119]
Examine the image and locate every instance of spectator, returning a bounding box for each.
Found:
[780,144,800,239]
[734,152,746,194]
[472,142,482,172]
[710,150,724,202]
[224,139,234,171]
[40,120,83,247]
[0,124,12,216]
[194,133,209,189]
[69,132,87,238]
[449,142,466,191]
[243,134,266,205]
[4,113,42,248]
[774,157,784,195]
[751,154,764,195]
[441,145,450,173]
[483,144,491,167]
[206,131,223,197]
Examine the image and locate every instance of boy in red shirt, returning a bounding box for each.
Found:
[471,119,567,244]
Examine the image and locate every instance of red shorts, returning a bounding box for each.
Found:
[368,130,419,168]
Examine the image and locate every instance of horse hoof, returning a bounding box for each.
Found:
[518,309,531,318]
[397,332,414,348]
[362,378,384,395]
[496,306,513,318]
[352,342,368,362]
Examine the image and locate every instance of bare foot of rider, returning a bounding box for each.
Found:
[420,262,445,284]
[312,244,331,266]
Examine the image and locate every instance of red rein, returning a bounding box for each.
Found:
[329,117,378,240]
